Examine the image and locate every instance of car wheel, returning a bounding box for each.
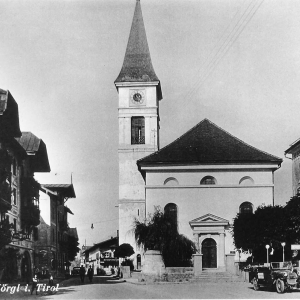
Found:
[253,278,260,291]
[276,279,285,294]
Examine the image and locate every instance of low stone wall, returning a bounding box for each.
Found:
[141,267,194,283]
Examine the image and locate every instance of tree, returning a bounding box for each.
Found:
[232,200,300,264]
[67,235,80,262]
[133,206,197,267]
[114,243,135,258]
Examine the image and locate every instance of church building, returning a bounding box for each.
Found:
[115,0,282,271]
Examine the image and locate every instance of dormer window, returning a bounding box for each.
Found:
[131,117,145,144]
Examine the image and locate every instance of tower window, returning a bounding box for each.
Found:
[131,117,145,144]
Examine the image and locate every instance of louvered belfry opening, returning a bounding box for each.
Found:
[131,117,145,144]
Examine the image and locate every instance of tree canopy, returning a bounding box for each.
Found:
[114,243,135,258]
[232,196,300,263]
[133,206,197,267]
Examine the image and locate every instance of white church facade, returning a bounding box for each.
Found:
[115,0,282,271]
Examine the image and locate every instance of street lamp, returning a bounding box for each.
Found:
[281,242,286,262]
[265,245,270,264]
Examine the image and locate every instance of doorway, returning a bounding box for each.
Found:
[136,254,141,270]
[202,238,217,268]
[21,251,31,283]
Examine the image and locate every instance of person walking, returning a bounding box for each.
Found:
[87,265,94,283]
[79,265,85,283]
[31,275,39,295]
[49,274,54,287]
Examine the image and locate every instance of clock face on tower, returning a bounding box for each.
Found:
[130,90,145,105]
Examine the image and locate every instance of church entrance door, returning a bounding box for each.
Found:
[202,238,217,268]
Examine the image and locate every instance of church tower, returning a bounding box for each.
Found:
[115,0,162,261]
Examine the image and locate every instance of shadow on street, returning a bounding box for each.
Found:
[59,275,126,287]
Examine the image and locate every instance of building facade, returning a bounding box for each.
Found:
[285,139,300,195]
[38,184,76,276]
[83,237,118,275]
[0,89,50,282]
[116,1,282,271]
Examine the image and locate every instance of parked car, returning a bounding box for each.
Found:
[71,267,81,276]
[249,261,300,293]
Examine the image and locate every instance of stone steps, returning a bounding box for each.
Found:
[191,272,244,283]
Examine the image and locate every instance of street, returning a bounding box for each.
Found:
[3,276,300,299]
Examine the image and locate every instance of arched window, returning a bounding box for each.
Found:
[131,117,145,144]
[200,176,217,185]
[239,202,253,214]
[164,203,178,227]
[239,176,254,185]
[164,177,179,186]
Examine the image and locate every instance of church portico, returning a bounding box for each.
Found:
[190,214,229,271]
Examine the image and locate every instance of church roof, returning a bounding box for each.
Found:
[115,0,162,99]
[138,119,282,166]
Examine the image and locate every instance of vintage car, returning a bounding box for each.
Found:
[250,261,300,293]
[71,267,81,276]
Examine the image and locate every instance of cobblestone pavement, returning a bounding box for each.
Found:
[2,276,300,299]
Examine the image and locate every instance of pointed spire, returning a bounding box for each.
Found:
[115,0,162,98]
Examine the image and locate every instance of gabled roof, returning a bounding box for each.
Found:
[284,137,300,155]
[16,132,50,172]
[115,0,162,100]
[0,89,22,138]
[41,184,76,198]
[138,119,282,166]
[83,236,118,254]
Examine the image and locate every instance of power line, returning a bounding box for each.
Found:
[198,0,264,86]
[184,0,248,88]
[184,0,264,100]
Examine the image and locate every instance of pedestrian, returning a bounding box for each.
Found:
[87,265,94,283]
[79,265,85,283]
[49,274,54,287]
[34,266,39,279]
[31,275,38,295]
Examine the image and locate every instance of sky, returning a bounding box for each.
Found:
[1,0,300,246]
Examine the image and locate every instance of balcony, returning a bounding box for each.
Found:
[21,177,40,200]
[131,136,145,145]
[59,220,69,232]
[20,176,40,227]
[21,203,40,227]
[0,178,11,212]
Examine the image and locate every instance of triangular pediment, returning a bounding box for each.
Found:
[189,213,229,228]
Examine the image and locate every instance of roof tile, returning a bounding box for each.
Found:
[138,119,282,166]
